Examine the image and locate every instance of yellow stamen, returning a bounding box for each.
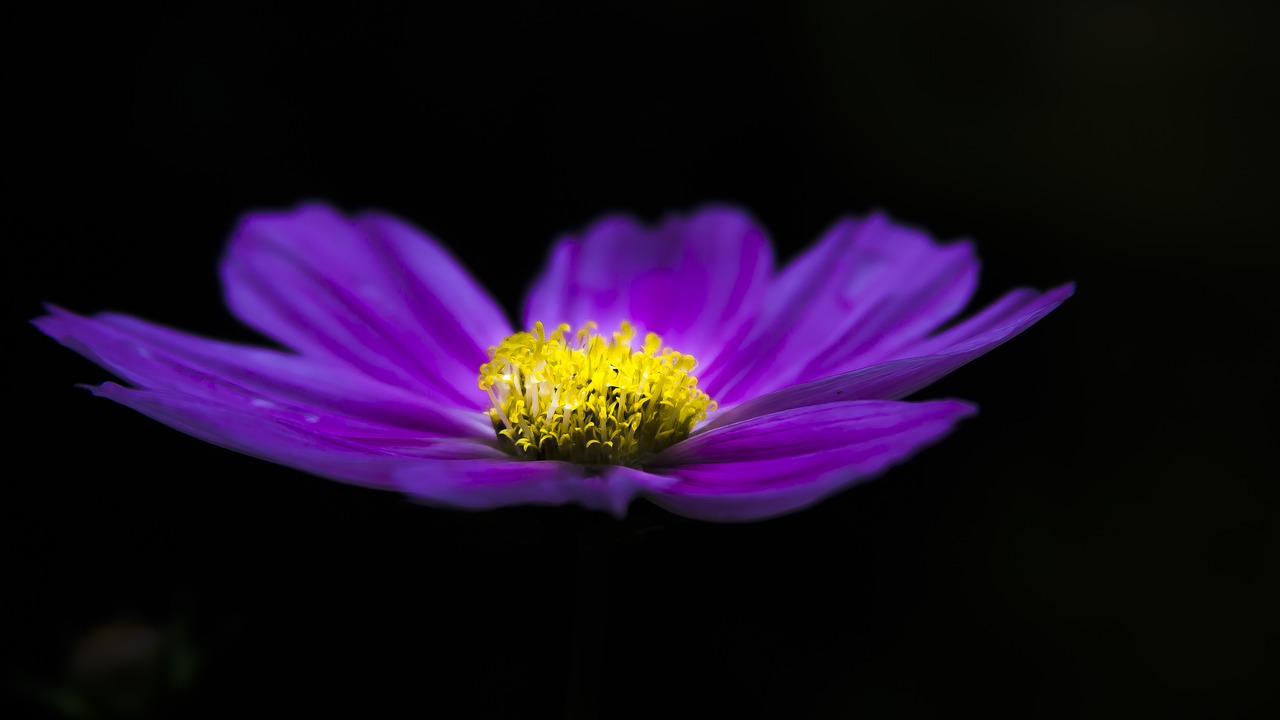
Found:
[478,321,716,465]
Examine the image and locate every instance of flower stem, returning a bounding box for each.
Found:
[566,521,612,720]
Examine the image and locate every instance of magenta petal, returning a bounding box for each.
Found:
[521,205,772,370]
[220,203,511,409]
[91,383,504,490]
[644,399,976,522]
[35,307,489,440]
[396,460,658,517]
[700,213,979,403]
[697,283,1072,433]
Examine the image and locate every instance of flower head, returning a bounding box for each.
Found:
[36,203,1072,521]
[479,320,715,465]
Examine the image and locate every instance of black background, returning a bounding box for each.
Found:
[6,2,1278,718]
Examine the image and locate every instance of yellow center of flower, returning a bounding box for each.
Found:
[478,321,716,466]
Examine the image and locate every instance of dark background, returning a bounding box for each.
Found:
[6,2,1278,718]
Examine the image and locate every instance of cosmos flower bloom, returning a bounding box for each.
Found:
[37,204,1072,521]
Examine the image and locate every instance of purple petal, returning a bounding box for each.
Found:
[697,283,1072,433]
[903,285,1068,357]
[700,213,979,404]
[395,459,662,517]
[522,206,772,370]
[643,399,976,522]
[35,307,489,440]
[91,383,504,490]
[220,203,511,409]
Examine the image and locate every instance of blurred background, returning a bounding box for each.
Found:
[6,1,1277,717]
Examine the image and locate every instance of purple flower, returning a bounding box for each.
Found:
[36,203,1072,522]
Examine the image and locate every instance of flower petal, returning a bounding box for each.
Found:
[90,383,504,490]
[395,459,659,517]
[220,203,511,409]
[643,399,976,522]
[35,307,489,440]
[522,205,772,370]
[88,381,647,516]
[699,213,979,403]
[696,283,1072,432]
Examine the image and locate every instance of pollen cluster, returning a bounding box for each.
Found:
[478,321,716,466]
